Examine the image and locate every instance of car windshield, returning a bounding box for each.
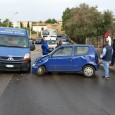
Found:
[62,39,67,42]
[62,38,69,42]
[47,40,56,45]
[0,35,29,48]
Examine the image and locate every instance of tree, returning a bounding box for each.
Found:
[20,22,23,28]
[27,21,30,28]
[109,21,115,39]
[51,19,57,24]
[103,10,113,32]
[62,3,113,43]
[0,19,1,26]
[45,18,57,24]
[62,8,71,30]
[39,20,43,23]
[1,19,12,27]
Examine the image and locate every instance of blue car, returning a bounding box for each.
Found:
[32,44,99,77]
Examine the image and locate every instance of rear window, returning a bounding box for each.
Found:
[74,46,89,56]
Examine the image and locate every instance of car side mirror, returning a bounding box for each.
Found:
[49,55,52,58]
[30,44,35,51]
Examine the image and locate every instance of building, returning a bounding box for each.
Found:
[12,20,64,39]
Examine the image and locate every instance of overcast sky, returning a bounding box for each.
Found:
[0,0,115,22]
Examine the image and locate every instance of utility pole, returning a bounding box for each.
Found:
[7,12,18,27]
[29,21,32,38]
[37,21,39,37]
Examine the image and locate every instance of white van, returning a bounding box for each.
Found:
[45,36,57,51]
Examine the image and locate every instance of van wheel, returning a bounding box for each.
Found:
[83,65,95,77]
[26,63,31,73]
[36,66,46,76]
[27,66,31,73]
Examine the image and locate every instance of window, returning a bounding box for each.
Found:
[53,47,72,57]
[74,46,89,56]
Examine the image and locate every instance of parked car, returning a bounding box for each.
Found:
[29,39,35,51]
[57,34,71,45]
[32,44,99,77]
[35,38,42,44]
[62,38,70,45]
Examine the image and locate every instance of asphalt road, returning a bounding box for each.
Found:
[0,44,115,115]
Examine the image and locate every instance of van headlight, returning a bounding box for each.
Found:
[24,53,31,61]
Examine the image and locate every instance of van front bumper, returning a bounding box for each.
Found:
[0,60,30,71]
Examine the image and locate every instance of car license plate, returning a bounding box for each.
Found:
[6,65,14,68]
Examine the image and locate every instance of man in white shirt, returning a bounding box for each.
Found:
[104,32,111,46]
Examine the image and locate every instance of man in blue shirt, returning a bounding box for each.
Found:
[100,38,113,79]
[41,38,49,55]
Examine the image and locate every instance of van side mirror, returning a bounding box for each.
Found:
[30,44,35,51]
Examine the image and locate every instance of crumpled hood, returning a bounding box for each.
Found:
[35,55,49,61]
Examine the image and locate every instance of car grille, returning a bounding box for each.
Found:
[0,56,23,61]
[0,61,30,71]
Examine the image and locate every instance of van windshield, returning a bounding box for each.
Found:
[0,35,29,48]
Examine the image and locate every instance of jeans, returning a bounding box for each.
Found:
[102,60,110,77]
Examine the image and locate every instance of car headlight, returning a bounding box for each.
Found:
[24,53,31,61]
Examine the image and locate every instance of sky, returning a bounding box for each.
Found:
[0,0,115,22]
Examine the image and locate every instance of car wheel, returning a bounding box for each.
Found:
[36,66,46,76]
[83,65,95,77]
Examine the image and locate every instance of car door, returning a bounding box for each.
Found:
[73,46,89,71]
[46,46,74,71]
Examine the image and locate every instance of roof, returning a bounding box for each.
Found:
[0,27,28,37]
[61,44,94,47]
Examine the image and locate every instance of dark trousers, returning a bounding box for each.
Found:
[111,51,115,64]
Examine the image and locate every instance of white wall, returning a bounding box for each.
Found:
[33,26,47,32]
[12,21,20,28]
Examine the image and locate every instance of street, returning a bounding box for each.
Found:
[0,44,115,115]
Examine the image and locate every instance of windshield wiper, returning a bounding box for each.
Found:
[0,45,9,47]
[8,45,25,48]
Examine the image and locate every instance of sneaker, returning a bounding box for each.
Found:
[102,76,105,79]
[105,77,109,80]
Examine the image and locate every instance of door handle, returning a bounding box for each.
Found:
[68,58,73,61]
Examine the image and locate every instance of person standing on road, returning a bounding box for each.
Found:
[41,38,49,55]
[56,40,63,48]
[104,32,112,46]
[110,39,115,66]
[100,38,113,79]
